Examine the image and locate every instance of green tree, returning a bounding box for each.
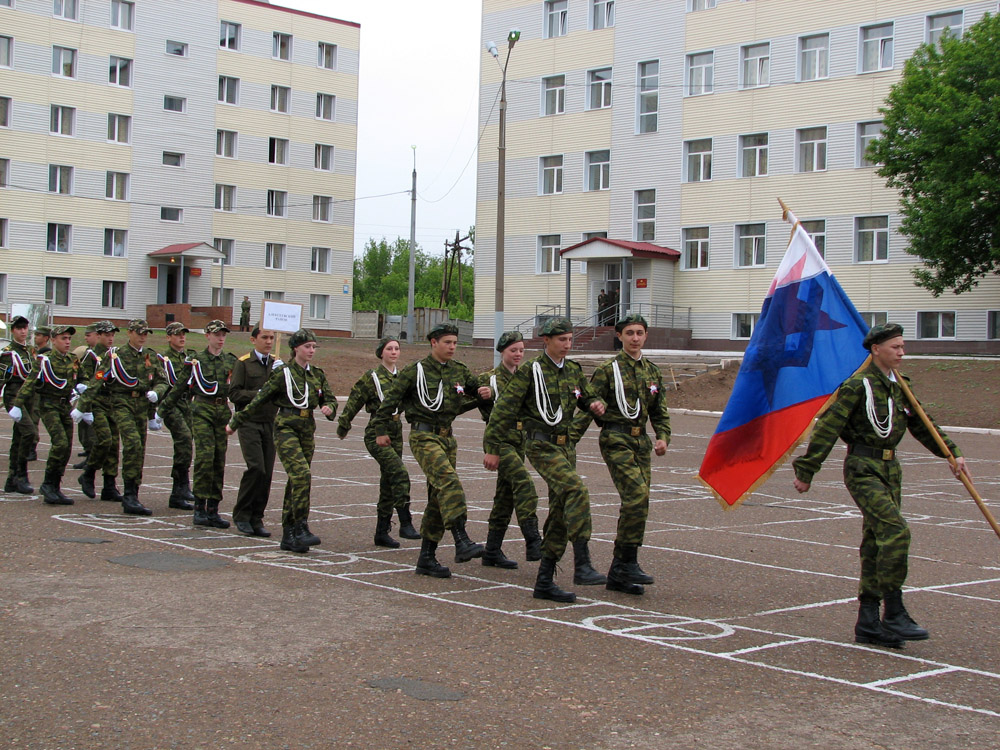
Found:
[871,13,1000,295]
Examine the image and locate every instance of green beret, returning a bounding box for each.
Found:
[427,322,459,341]
[204,320,230,334]
[376,336,399,358]
[496,330,523,352]
[50,324,76,336]
[615,314,648,333]
[289,328,317,349]
[540,317,573,336]
[863,323,904,350]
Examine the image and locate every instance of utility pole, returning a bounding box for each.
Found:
[407,147,416,343]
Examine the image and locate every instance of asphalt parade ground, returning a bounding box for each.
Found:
[2,409,999,749]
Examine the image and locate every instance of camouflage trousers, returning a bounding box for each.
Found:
[274,412,315,527]
[191,401,230,504]
[409,430,466,543]
[162,401,193,476]
[488,441,538,533]
[109,394,148,483]
[599,430,652,546]
[232,420,275,525]
[77,420,94,455]
[88,399,120,477]
[844,454,909,600]
[38,397,73,477]
[4,385,37,476]
[526,439,592,561]
[364,421,409,516]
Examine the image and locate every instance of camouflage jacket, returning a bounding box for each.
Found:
[338,364,399,436]
[161,348,237,413]
[229,360,335,430]
[371,355,479,436]
[572,351,671,443]
[78,344,169,410]
[476,363,523,449]
[0,340,35,390]
[13,350,79,406]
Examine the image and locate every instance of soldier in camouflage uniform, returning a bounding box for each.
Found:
[338,336,420,548]
[23,324,51,463]
[74,319,168,515]
[227,329,337,554]
[156,322,197,510]
[793,324,967,648]
[484,317,607,603]
[475,330,541,568]
[76,321,124,502]
[162,320,236,528]
[239,296,252,332]
[573,315,670,596]
[72,322,100,472]
[10,325,79,505]
[2,316,37,494]
[371,323,484,578]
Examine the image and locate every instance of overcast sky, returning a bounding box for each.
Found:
[284,0,483,257]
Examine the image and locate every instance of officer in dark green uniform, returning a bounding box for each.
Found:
[157,321,197,510]
[793,324,967,648]
[239,296,251,332]
[2,316,37,494]
[75,321,123,502]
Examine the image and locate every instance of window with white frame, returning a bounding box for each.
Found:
[309,294,329,319]
[740,133,768,177]
[0,272,5,302]
[47,223,71,252]
[540,155,563,195]
[52,46,76,77]
[635,189,655,241]
[987,311,1000,340]
[109,56,131,86]
[214,238,234,266]
[736,223,766,267]
[690,0,716,9]
[220,21,240,50]
[928,12,963,45]
[0,220,6,249]
[106,171,129,200]
[53,0,76,20]
[166,40,187,56]
[585,150,610,191]
[311,246,331,273]
[266,190,287,217]
[102,280,125,309]
[542,75,565,116]
[216,129,237,158]
[318,42,337,69]
[685,139,712,182]
[741,43,769,88]
[163,95,186,112]
[162,151,184,167]
[0,97,9,127]
[545,0,567,38]
[263,290,284,301]
[592,0,614,30]
[316,93,335,120]
[45,277,70,306]
[857,121,884,167]
[265,243,285,270]
[637,61,658,133]
[218,76,239,104]
[917,311,955,339]
[0,36,9,68]
[588,68,612,109]
[273,32,292,60]
[800,219,826,257]
[215,184,235,212]
[732,312,759,339]
[860,23,893,72]
[315,143,333,170]
[212,287,234,307]
[537,235,561,274]
[683,227,709,269]
[48,164,73,194]
[313,195,332,222]
[859,311,888,329]
[855,216,888,262]
[111,1,134,31]
[799,34,829,81]
[50,105,74,136]
[0,158,7,187]
[686,52,714,96]
[108,113,130,143]
[104,228,127,257]
[271,85,290,113]
[268,137,289,165]
[797,126,827,172]
[160,207,182,222]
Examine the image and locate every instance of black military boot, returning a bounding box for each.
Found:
[167,469,194,510]
[72,457,88,470]
[192,499,210,527]
[415,538,451,578]
[533,556,576,603]
[100,474,123,503]
[174,467,195,502]
[572,539,606,585]
[26,448,37,462]
[396,504,421,539]
[519,517,542,561]
[250,519,271,538]
[121,479,152,516]
[204,501,230,529]
[854,598,904,649]
[451,516,484,563]
[15,462,34,495]
[297,521,321,546]
[78,465,97,499]
[883,590,929,641]
[41,471,74,505]
[482,528,518,569]
[622,544,654,585]
[374,513,400,548]
[3,472,15,493]
[606,546,643,595]
[280,524,309,554]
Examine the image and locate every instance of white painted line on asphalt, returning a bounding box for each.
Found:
[864,667,959,688]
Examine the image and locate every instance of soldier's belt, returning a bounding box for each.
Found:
[278,406,312,417]
[849,444,895,460]
[412,421,452,437]
[602,423,645,438]
[193,395,229,405]
[529,430,569,446]
[40,394,71,404]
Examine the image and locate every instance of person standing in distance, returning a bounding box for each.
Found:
[239,296,252,332]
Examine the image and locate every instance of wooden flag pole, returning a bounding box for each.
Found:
[892,368,1000,542]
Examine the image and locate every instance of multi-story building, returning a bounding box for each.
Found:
[0,0,359,333]
[475,0,1000,352]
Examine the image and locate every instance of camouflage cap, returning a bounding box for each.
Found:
[95,320,120,333]
[375,336,399,358]
[288,328,317,349]
[165,322,190,336]
[84,322,100,333]
[863,323,904,351]
[204,320,230,334]
[615,314,648,333]
[496,330,524,352]
[35,325,52,337]
[50,324,76,336]
[426,322,459,341]
[540,317,573,336]
[127,319,153,334]
[10,315,30,329]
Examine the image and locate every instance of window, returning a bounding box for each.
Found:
[585,150,610,191]
[268,137,289,165]
[545,0,567,39]
[315,144,333,171]
[104,228,127,257]
[740,133,768,177]
[801,220,826,257]
[166,40,187,56]
[52,46,76,77]
[592,0,614,30]
[214,238,234,266]
[690,0,716,9]
[588,68,612,109]
[0,158,7,187]
[48,164,73,194]
[263,290,284,301]
[318,42,337,69]
[855,216,888,262]
[857,121,884,167]
[265,243,285,270]
[0,222,6,249]
[540,155,563,195]
[683,227,709,270]
[987,311,1000,340]
[741,43,769,88]
[313,195,332,222]
[273,32,292,60]
[50,105,74,136]
[685,139,712,182]
[637,61,658,133]
[859,311,888,329]
[311,246,331,273]
[861,23,893,72]
[216,130,237,158]
[0,97,9,127]
[163,96,186,112]
[109,56,131,86]
[316,93,335,120]
[47,223,71,252]
[928,12,963,45]
[102,280,125,309]
[218,76,239,105]
[271,85,290,113]
[799,34,829,81]
[736,224,766,267]
[212,287,234,307]
[220,21,240,50]
[106,171,129,200]
[266,190,287,217]
[0,36,9,67]
[53,0,76,20]
[160,207,182,222]
[917,311,955,339]
[162,151,184,167]
[542,75,565,116]
[537,235,561,274]
[215,184,236,212]
[797,127,827,172]
[45,277,70,306]
[108,113,130,142]
[110,1,133,31]
[635,189,655,241]
[582,231,606,241]
[686,52,714,96]
[732,313,759,339]
[309,294,329,319]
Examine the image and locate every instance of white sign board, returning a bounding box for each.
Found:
[260,300,303,334]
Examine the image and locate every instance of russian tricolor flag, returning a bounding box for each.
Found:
[697,206,870,508]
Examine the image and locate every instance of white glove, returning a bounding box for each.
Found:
[146,390,158,403]
[7,406,21,422]
[75,383,87,394]
[148,415,163,431]
[70,408,85,424]
[272,358,284,370]
[82,412,94,424]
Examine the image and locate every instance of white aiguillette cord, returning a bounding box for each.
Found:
[371,368,398,414]
[863,377,893,439]
[611,360,640,420]
[416,362,444,411]
[284,365,309,409]
[532,361,562,427]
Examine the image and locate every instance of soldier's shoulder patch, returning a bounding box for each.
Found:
[238,353,252,361]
